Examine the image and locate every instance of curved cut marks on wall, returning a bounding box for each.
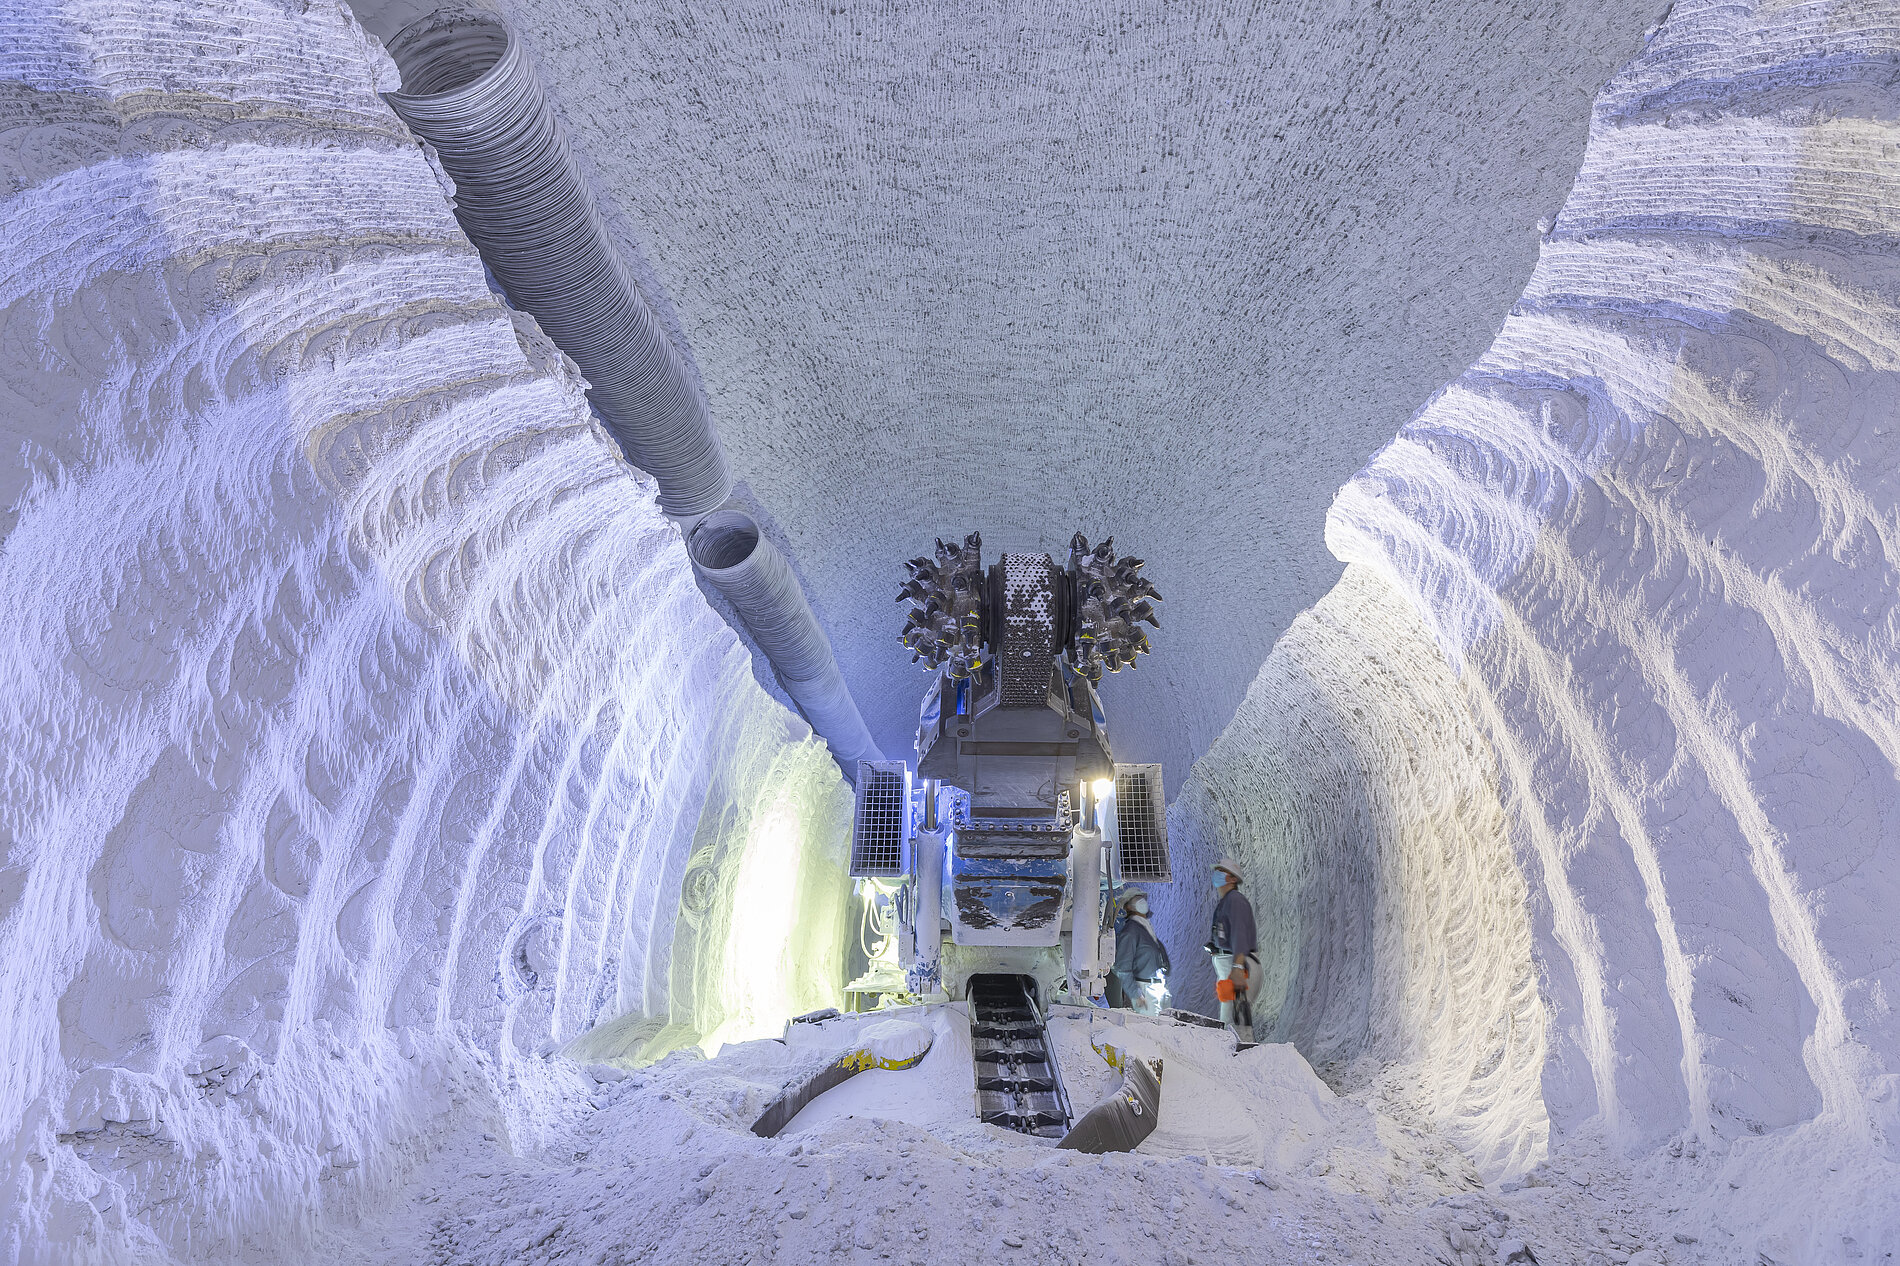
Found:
[1324,0,1900,1177]
[1152,566,1548,1183]
[0,2,851,1259]
[1153,1,1900,1221]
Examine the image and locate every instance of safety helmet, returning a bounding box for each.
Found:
[1212,855,1244,883]
[1117,887,1148,912]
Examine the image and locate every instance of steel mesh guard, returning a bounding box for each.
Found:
[1114,764,1170,881]
[851,761,909,876]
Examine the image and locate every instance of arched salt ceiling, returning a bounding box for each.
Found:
[490,0,1666,783]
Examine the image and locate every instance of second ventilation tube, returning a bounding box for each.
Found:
[688,510,880,768]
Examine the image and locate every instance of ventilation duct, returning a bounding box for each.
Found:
[383,11,732,518]
[382,12,877,770]
[688,509,880,768]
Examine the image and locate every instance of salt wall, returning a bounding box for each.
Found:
[0,1,853,1259]
[1155,0,1900,1220]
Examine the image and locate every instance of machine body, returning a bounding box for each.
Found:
[849,533,1172,1010]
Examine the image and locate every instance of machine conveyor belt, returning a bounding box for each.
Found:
[967,974,1070,1138]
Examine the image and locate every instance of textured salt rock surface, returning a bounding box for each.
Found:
[0,2,852,1259]
[9,0,1900,1260]
[472,0,1666,785]
[1152,566,1549,1182]
[1155,0,1900,1256]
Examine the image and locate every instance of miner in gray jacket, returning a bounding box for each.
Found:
[1206,856,1258,1038]
[1110,888,1171,1015]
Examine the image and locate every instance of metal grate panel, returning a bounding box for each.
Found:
[851,761,910,877]
[1114,764,1170,881]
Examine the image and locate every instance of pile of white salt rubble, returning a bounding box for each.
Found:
[324,1007,1745,1266]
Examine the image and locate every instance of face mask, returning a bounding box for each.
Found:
[1211,871,1227,889]
[1129,899,1148,916]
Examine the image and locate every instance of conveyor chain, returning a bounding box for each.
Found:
[967,974,1070,1138]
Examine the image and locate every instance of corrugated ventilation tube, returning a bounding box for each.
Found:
[383,10,731,518]
[688,510,880,768]
[383,11,878,770]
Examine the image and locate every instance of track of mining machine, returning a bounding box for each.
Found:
[968,974,1070,1138]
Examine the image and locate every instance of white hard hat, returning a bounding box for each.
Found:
[1118,887,1147,910]
[1212,855,1244,881]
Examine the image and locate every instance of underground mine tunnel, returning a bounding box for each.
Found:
[4,0,1899,1261]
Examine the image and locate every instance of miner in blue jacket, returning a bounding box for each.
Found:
[1206,855,1258,1038]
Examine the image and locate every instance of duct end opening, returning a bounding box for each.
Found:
[386,9,509,97]
[688,509,763,574]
